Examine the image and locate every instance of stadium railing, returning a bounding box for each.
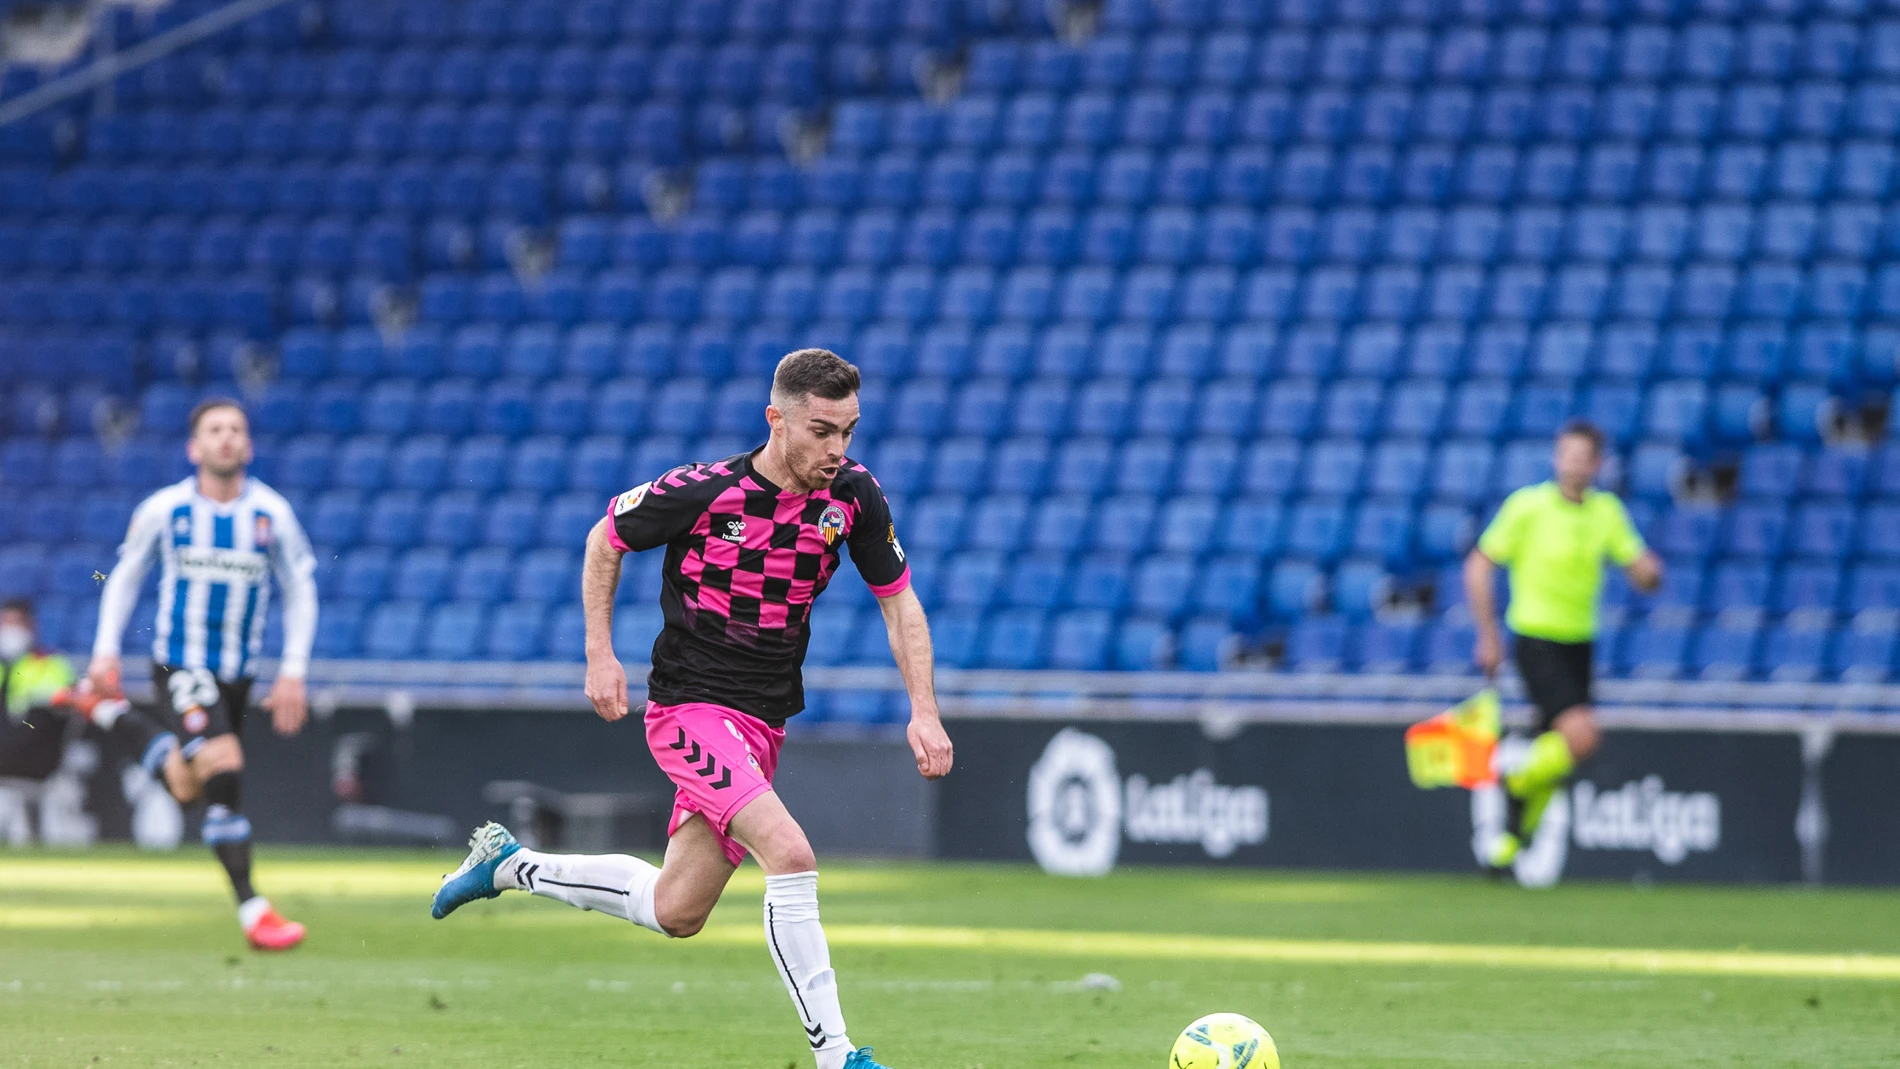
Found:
[112,657,1900,728]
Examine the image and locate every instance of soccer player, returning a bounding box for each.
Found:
[432,349,953,1069]
[1465,420,1663,869]
[0,598,78,781]
[89,398,318,950]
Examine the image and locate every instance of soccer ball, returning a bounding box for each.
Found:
[1168,1013,1279,1069]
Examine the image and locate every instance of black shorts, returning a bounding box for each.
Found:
[0,707,69,780]
[1513,635,1594,732]
[151,665,252,758]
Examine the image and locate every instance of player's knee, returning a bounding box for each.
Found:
[166,772,201,805]
[187,735,242,780]
[757,826,816,875]
[655,900,711,939]
[1558,708,1600,758]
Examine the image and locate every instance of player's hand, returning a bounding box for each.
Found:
[263,675,308,736]
[86,655,123,699]
[907,714,953,780]
[1473,630,1503,678]
[585,654,629,722]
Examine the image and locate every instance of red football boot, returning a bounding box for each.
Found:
[243,905,306,951]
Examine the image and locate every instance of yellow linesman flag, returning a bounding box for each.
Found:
[1405,687,1501,790]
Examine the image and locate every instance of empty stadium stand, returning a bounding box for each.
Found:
[2,0,1898,721]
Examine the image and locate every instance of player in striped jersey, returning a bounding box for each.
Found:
[88,398,317,950]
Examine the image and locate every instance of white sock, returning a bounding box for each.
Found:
[237,896,271,930]
[764,871,852,1069]
[496,849,663,935]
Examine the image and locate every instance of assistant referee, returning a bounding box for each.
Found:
[1464,420,1664,864]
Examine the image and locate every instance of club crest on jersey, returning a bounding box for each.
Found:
[172,515,191,537]
[818,504,847,546]
[253,513,273,548]
[718,518,747,544]
[613,482,652,516]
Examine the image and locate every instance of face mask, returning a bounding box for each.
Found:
[0,625,30,661]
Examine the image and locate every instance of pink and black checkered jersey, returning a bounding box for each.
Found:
[605,448,910,724]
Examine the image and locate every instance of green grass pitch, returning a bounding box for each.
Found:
[3,848,1897,1068]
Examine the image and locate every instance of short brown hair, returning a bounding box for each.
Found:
[188,397,247,435]
[771,348,860,405]
[1557,418,1606,456]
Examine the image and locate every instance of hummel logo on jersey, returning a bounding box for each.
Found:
[719,519,747,544]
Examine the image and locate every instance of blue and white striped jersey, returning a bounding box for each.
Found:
[94,477,318,682]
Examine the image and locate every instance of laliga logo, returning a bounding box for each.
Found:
[1026,730,1123,877]
[1124,769,1269,860]
[1571,776,1722,865]
[1026,729,1269,876]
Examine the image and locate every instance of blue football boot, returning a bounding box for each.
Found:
[843,1048,895,1069]
[431,822,521,920]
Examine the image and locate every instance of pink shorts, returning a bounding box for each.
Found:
[645,700,784,867]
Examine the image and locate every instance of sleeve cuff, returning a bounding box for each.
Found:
[867,567,911,599]
[603,504,631,553]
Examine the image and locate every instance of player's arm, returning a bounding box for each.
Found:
[264,503,318,736]
[1465,492,1524,678]
[581,517,630,722]
[1624,551,1664,593]
[89,496,167,696]
[1611,498,1663,593]
[875,585,953,780]
[847,475,952,779]
[1463,550,1505,677]
[582,476,690,722]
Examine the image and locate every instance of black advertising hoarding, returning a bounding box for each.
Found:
[1821,735,1900,885]
[936,717,1806,883]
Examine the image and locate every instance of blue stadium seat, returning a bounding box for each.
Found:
[979,609,1047,669]
[1788,503,1854,560]
[1618,624,1691,680]
[485,602,548,661]
[393,547,455,603]
[1776,562,1842,616]
[364,600,424,659]
[1804,449,1868,499]
[1265,560,1322,618]
[1759,620,1829,683]
[1735,445,1802,501]
[1691,621,1760,681]
[1283,616,1348,673]
[1147,497,1223,558]
[1430,441,1494,505]
[1353,620,1422,673]
[1039,609,1110,670]
[1829,620,1897,682]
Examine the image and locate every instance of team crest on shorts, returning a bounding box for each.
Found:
[183,708,208,734]
[818,504,847,546]
[253,513,273,548]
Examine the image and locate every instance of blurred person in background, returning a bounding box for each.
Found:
[88,398,318,950]
[1466,419,1664,874]
[0,597,77,782]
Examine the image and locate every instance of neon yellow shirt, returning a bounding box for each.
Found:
[1477,482,1646,643]
[3,652,74,720]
